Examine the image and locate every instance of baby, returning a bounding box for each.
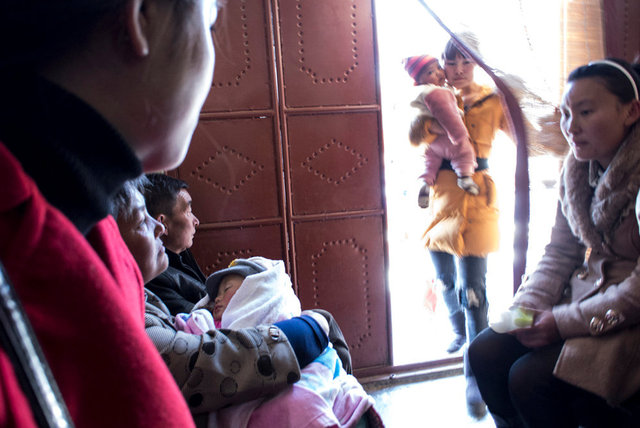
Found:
[403,54,479,207]
[179,257,375,428]
[178,257,301,331]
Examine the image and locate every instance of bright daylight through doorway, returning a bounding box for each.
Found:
[374,0,564,365]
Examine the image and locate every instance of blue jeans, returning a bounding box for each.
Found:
[429,251,488,341]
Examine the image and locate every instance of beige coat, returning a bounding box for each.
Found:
[513,124,640,404]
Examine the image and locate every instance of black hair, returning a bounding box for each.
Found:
[442,32,479,62]
[0,1,126,72]
[112,175,150,221]
[0,0,207,73]
[568,58,640,104]
[443,39,468,61]
[143,173,189,219]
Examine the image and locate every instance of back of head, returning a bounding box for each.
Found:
[568,58,640,104]
[0,0,124,74]
[143,173,189,218]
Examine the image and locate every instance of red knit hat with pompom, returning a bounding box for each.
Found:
[403,55,438,85]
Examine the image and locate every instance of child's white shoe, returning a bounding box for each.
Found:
[457,176,479,195]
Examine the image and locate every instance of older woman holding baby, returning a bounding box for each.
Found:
[469,58,640,427]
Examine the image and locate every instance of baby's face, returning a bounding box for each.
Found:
[416,61,445,86]
[213,274,244,321]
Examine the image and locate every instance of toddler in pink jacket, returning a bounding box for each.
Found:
[403,54,479,207]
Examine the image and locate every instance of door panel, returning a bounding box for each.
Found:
[173,0,390,372]
[278,0,378,107]
[192,225,287,277]
[287,112,383,215]
[203,0,274,112]
[293,216,389,368]
[602,0,640,61]
[182,117,282,223]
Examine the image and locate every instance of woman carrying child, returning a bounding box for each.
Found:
[410,33,511,418]
[469,58,640,427]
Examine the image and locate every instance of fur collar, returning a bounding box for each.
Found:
[560,124,640,250]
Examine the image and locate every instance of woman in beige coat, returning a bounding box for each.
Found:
[469,58,640,427]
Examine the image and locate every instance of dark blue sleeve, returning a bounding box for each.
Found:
[274,315,329,368]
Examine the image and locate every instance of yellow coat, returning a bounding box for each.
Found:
[423,85,509,257]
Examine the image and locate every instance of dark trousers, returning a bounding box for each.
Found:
[468,328,639,427]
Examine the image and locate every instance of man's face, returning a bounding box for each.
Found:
[118,190,169,283]
[162,189,200,253]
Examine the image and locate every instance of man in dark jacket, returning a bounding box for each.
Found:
[144,173,207,314]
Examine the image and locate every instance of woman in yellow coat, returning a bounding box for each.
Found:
[421,34,510,418]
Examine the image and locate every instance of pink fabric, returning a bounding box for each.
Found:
[0,351,37,428]
[242,349,374,428]
[414,86,477,184]
[175,309,217,334]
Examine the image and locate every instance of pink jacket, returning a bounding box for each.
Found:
[411,85,476,184]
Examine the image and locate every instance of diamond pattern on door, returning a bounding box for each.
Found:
[287,112,383,215]
[176,117,282,224]
[175,0,391,373]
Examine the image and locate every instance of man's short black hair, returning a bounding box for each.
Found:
[143,173,189,218]
[112,175,150,221]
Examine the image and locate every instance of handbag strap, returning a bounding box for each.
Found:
[0,262,74,427]
[416,0,531,293]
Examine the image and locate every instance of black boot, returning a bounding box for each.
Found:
[464,347,487,419]
[465,305,489,344]
[442,283,466,353]
[446,311,466,353]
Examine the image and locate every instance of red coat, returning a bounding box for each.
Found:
[0,142,195,427]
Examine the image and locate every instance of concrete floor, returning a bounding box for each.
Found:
[365,374,495,427]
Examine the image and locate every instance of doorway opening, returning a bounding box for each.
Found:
[374,0,563,365]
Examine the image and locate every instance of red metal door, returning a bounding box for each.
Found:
[170,0,389,373]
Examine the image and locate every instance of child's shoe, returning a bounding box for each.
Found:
[418,184,430,208]
[457,176,479,195]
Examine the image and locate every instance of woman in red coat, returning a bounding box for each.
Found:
[0,1,328,426]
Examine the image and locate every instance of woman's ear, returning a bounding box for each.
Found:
[624,99,640,127]
[124,0,149,57]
